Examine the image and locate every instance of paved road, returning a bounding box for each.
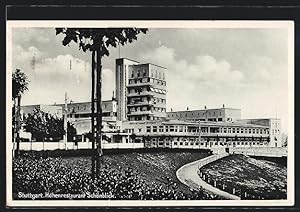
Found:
[176,158,241,200]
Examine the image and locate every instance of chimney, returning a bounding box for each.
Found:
[204,105,207,110]
[187,107,189,111]
[222,104,225,108]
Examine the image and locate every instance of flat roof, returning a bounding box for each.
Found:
[131,62,167,70]
[116,58,140,64]
[23,100,113,107]
[125,119,268,128]
[167,108,241,113]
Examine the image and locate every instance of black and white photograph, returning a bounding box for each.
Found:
[6,21,294,207]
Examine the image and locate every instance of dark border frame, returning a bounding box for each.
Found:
[1,1,299,211]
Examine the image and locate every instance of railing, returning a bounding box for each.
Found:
[127,101,153,106]
[127,111,153,115]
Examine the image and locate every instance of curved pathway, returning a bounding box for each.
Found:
[176,154,241,200]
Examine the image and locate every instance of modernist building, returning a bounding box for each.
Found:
[116,58,167,122]
[121,119,271,148]
[115,58,139,121]
[21,104,63,118]
[166,106,241,122]
[20,57,283,148]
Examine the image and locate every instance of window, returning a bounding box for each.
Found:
[165,126,169,132]
[170,126,175,132]
[138,128,142,132]
[146,126,151,133]
[153,126,157,132]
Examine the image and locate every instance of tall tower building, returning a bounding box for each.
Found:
[127,63,167,121]
[115,58,139,121]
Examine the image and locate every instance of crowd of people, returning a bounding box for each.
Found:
[13,154,219,200]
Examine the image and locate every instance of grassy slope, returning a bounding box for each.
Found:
[61,151,210,194]
[201,154,287,198]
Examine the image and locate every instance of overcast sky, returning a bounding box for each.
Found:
[11,27,289,132]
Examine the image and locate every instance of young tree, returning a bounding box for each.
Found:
[23,108,66,142]
[12,69,29,158]
[23,108,48,142]
[56,28,148,177]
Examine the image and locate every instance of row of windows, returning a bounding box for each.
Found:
[168,110,223,118]
[221,127,269,134]
[128,87,167,95]
[148,136,268,142]
[272,122,280,128]
[128,116,162,121]
[128,106,166,113]
[151,69,165,80]
[128,97,166,105]
[130,69,165,80]
[145,125,269,135]
[67,103,110,112]
[67,112,116,118]
[146,125,188,133]
[150,141,266,147]
[129,78,166,86]
[131,69,147,78]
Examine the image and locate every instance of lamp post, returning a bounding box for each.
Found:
[198,120,201,149]
[63,92,68,150]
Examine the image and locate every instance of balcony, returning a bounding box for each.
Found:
[127,101,153,107]
[127,82,151,87]
[127,111,154,116]
[127,91,154,97]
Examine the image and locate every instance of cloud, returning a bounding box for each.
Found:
[12,28,52,46]
[140,45,245,87]
[12,42,116,105]
[10,27,289,133]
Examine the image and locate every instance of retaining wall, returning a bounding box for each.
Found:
[229,147,287,157]
[14,142,144,151]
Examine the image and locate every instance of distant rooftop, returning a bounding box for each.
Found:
[167,107,241,113]
[23,99,114,107]
[162,120,269,128]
